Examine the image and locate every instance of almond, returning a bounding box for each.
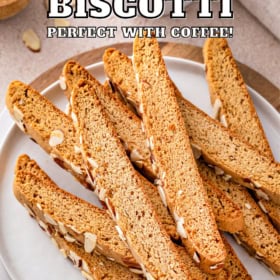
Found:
[22,29,41,52]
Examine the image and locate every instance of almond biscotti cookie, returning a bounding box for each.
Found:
[203,38,280,231]
[61,60,154,181]
[14,154,138,269]
[133,34,226,274]
[198,161,280,274]
[70,79,191,279]
[203,38,273,160]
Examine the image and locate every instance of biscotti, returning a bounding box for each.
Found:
[103,46,280,207]
[5,81,179,241]
[6,80,90,189]
[203,38,274,160]
[198,161,280,274]
[14,154,138,269]
[203,38,280,232]
[61,60,154,181]
[133,34,226,274]
[70,79,191,279]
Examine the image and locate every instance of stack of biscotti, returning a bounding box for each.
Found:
[102,45,280,274]
[15,155,240,279]
[203,37,280,232]
[14,155,143,279]
[5,81,179,242]
[61,60,244,235]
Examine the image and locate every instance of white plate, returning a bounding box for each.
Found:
[0,57,279,280]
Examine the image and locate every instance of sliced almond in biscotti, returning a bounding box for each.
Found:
[5,81,179,242]
[203,38,273,160]
[14,155,138,269]
[70,79,190,279]
[52,233,143,280]
[203,38,280,231]
[61,60,154,181]
[133,34,226,274]
[198,161,280,274]
[5,81,91,189]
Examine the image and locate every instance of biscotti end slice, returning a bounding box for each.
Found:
[71,79,190,279]
[133,35,226,274]
[203,38,273,160]
[198,161,280,274]
[62,60,155,181]
[14,155,138,269]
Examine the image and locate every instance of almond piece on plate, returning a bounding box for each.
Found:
[22,28,41,52]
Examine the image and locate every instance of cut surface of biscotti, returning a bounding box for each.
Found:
[53,233,143,280]
[61,60,155,181]
[14,155,138,269]
[133,35,226,274]
[6,80,91,189]
[203,38,273,160]
[71,79,190,279]
[103,47,280,207]
[5,81,179,242]
[198,161,280,274]
[222,236,252,280]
